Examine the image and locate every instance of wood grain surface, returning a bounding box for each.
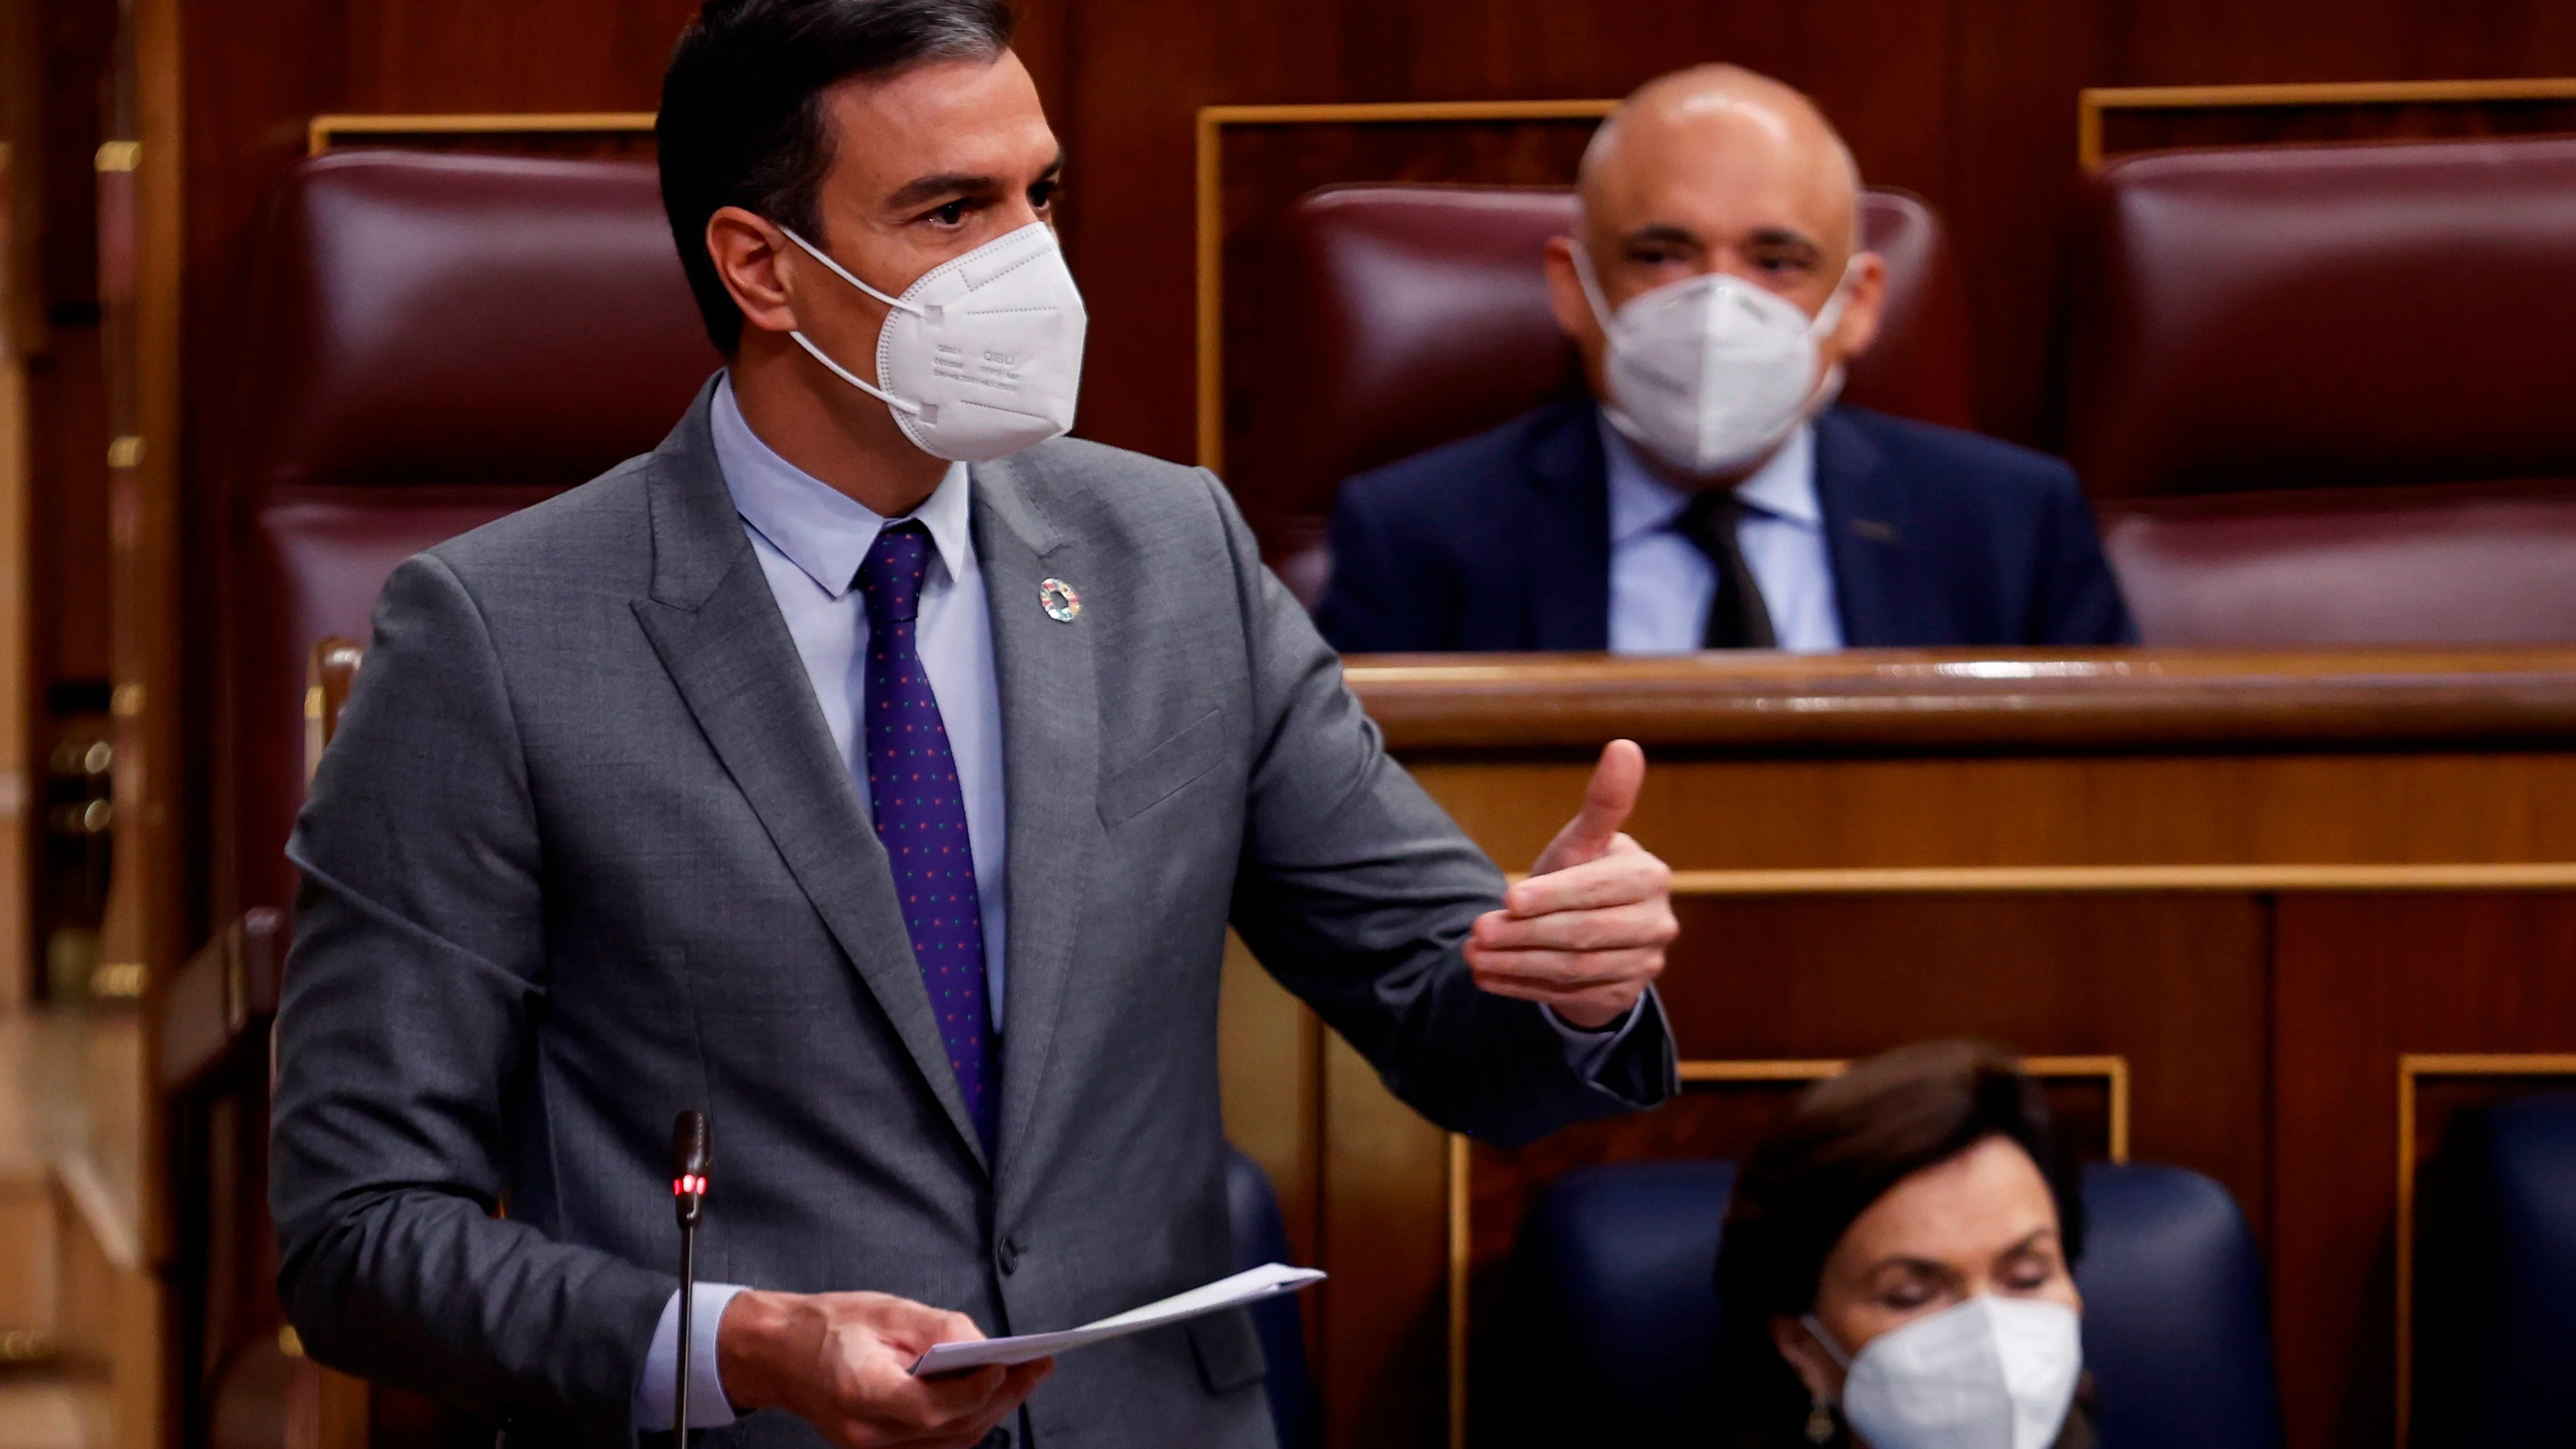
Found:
[1349,648,2576,750]
[1255,651,2576,1449]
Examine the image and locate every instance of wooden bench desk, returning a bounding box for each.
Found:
[1213,648,2576,1449]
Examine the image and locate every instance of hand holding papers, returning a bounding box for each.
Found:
[911,1263,1326,1376]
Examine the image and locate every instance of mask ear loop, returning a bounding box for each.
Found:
[1801,253,1865,342]
[776,227,927,417]
[1569,241,1669,458]
[1801,1314,1856,1371]
[1568,241,1618,331]
[779,226,921,315]
[1798,1314,1856,1438]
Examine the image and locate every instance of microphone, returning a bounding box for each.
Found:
[671,1112,713,1445]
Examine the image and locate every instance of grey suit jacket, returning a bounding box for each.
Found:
[270,379,1679,1448]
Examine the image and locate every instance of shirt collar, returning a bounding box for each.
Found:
[710,372,974,598]
[1599,409,1822,547]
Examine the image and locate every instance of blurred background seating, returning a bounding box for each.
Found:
[2408,1090,2576,1448]
[175,147,713,1449]
[1496,1158,2281,1449]
[2059,135,2576,645]
[1226,1146,1319,1449]
[219,148,717,930]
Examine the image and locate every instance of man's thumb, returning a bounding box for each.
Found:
[1544,739,1644,869]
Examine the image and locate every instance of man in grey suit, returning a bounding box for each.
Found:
[270,2,1682,1446]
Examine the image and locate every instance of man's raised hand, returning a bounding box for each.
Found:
[1462,738,1678,1029]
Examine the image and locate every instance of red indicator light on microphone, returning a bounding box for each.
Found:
[672,1175,707,1196]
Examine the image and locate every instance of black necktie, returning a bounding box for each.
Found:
[1676,491,1777,650]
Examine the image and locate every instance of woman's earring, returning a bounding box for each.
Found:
[1805,1390,1835,1445]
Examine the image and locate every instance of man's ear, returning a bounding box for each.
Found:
[1544,235,1610,398]
[705,206,802,339]
[1826,250,1886,363]
[1542,236,1601,345]
[1770,1315,1842,1401]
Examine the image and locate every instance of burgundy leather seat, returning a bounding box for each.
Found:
[223,148,719,923]
[2060,136,2576,644]
[194,148,714,1448]
[1233,183,1974,605]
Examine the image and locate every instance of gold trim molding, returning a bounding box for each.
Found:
[1670,1055,2129,1159]
[1444,1131,1470,1449]
[1193,99,1615,477]
[308,111,658,155]
[2392,1052,2576,1442]
[2079,77,2576,167]
[1443,1054,2127,1448]
[1661,863,2576,895]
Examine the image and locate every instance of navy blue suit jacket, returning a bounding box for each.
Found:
[1316,399,2136,652]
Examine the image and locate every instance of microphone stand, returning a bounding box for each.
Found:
[671,1112,713,1448]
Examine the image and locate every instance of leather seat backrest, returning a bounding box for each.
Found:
[2409,1090,2576,1447]
[1234,183,1973,604]
[2059,135,2576,643]
[1224,1146,1317,1449]
[225,149,719,920]
[2073,1161,2283,1445]
[1498,1159,2283,1447]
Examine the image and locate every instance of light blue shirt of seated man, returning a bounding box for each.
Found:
[1602,412,1844,654]
[633,374,1651,1430]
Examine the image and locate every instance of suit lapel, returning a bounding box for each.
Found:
[967,453,1099,1177]
[1813,407,1916,648]
[629,383,990,1170]
[1522,400,1614,651]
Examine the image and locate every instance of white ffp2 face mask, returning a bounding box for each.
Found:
[1576,245,1855,477]
[1807,1296,2082,1449]
[780,220,1088,463]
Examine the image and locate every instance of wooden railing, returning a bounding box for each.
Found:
[1238,647,2576,1449]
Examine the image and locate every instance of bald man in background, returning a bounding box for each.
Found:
[1317,65,2134,654]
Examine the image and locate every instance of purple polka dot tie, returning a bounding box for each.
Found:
[857,522,997,1154]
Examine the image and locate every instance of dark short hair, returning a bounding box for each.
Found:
[658,0,1016,352]
[1711,1040,2087,1448]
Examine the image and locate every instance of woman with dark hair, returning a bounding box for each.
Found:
[1713,1040,2095,1449]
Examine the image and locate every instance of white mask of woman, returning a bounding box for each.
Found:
[1574,244,1857,477]
[1805,1296,2083,1449]
[780,220,1088,463]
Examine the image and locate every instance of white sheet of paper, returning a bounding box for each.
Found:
[910,1263,1326,1376]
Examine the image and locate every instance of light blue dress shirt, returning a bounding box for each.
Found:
[712,377,1013,1021]
[635,376,1648,1431]
[1601,413,1845,654]
[636,377,1016,1429]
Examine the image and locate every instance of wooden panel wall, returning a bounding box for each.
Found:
[2272,897,2576,1446]
[1354,747,2576,1449]
[2092,90,2576,160]
[1208,111,1600,486]
[1049,0,2576,467]
[25,0,115,705]
[8,0,120,999]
